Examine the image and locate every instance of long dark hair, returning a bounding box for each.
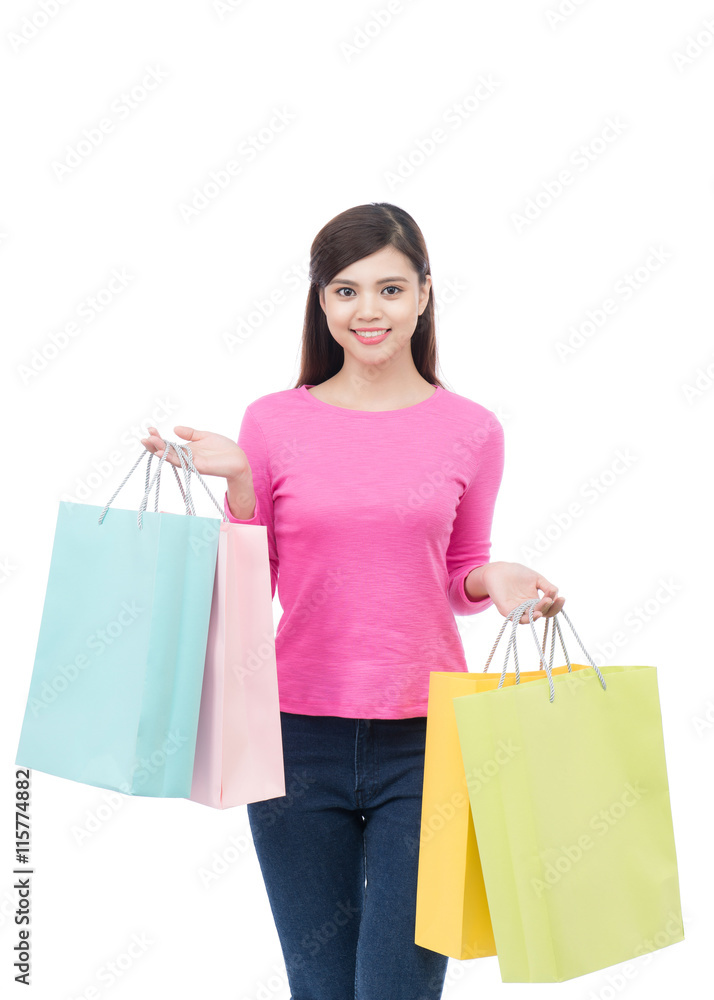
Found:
[293,202,447,389]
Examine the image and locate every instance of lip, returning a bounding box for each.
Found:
[351,327,391,345]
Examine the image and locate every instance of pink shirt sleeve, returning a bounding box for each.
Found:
[445,415,505,616]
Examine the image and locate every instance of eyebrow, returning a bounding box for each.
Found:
[326,275,410,286]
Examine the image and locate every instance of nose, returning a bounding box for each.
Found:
[355,294,383,322]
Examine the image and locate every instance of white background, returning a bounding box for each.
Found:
[2,0,711,997]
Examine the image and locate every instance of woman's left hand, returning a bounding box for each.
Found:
[482,561,565,624]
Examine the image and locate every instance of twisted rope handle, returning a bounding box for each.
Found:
[98,438,229,529]
[141,447,194,517]
[483,598,607,703]
[139,441,197,525]
[483,604,570,681]
[499,604,573,690]
[142,448,193,515]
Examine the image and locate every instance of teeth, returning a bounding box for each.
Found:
[354,329,388,337]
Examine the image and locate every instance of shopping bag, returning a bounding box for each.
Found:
[188,518,285,808]
[415,615,591,960]
[15,439,223,798]
[452,599,684,983]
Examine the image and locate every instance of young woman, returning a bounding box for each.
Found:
[141,202,564,999]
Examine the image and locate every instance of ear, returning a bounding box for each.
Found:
[318,286,326,315]
[418,274,432,315]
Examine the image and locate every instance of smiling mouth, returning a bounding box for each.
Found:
[351,328,391,339]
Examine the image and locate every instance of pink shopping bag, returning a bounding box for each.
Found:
[188,520,285,808]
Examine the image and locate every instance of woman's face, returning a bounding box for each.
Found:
[318,246,432,368]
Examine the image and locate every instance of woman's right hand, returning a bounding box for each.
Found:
[139,425,251,483]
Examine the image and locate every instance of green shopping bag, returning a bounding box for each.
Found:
[452,599,684,983]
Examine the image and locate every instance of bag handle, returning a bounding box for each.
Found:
[98,440,193,527]
[142,447,194,517]
[140,443,195,519]
[488,604,572,684]
[482,598,607,703]
[146,440,229,526]
[98,438,229,529]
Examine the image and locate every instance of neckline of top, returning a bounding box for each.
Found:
[299,383,442,414]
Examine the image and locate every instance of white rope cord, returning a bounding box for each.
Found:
[99,441,191,527]
[482,597,607,702]
[143,448,193,515]
[167,441,229,523]
[501,600,556,700]
[139,441,197,526]
[98,438,229,529]
[501,605,572,687]
[557,605,607,689]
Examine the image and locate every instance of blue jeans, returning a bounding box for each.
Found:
[247,711,449,1000]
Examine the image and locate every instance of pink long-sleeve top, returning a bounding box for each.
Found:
[222,383,505,719]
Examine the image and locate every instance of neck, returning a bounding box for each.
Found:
[326,362,433,407]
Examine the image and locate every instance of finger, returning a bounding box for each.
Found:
[140,427,163,446]
[543,596,565,617]
[535,578,558,614]
[535,577,559,601]
[518,603,550,624]
[139,433,183,467]
[140,427,159,450]
[140,435,162,454]
[533,595,566,620]
[173,425,201,441]
[526,593,558,623]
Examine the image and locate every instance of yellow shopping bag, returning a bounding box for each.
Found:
[415,612,591,960]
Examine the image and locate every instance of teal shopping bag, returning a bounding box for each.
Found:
[15,439,226,798]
